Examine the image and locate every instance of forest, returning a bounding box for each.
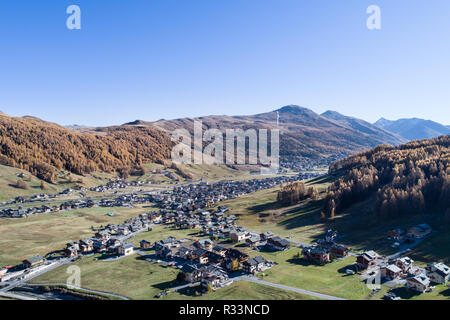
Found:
[323,135,450,220]
[0,115,173,182]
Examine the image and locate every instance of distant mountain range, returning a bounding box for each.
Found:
[374,117,450,141]
[124,105,405,159]
[1,105,448,180]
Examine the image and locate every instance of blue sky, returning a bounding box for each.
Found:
[0,0,449,126]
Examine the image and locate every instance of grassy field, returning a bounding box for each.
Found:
[0,164,116,202]
[219,176,450,264]
[30,251,318,300]
[0,205,151,265]
[165,281,320,300]
[30,254,180,300]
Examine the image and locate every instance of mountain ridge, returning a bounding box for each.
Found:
[374,117,450,141]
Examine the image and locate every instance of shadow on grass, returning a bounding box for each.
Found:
[307,175,337,185]
[176,284,202,297]
[440,288,450,297]
[277,200,324,231]
[152,280,177,291]
[390,287,422,299]
[286,258,313,267]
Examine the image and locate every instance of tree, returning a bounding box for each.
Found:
[231,259,240,272]
[15,179,29,190]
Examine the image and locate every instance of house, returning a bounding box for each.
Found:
[406,275,431,293]
[65,246,78,258]
[246,235,263,247]
[213,246,227,257]
[426,262,450,284]
[381,264,403,280]
[325,229,338,243]
[266,236,290,251]
[201,274,221,291]
[190,248,209,264]
[330,244,349,257]
[389,228,406,241]
[195,239,214,251]
[23,255,44,268]
[93,242,107,252]
[225,249,249,263]
[66,241,80,251]
[242,256,265,274]
[230,231,247,243]
[79,239,93,253]
[176,246,193,259]
[407,224,432,239]
[395,257,414,273]
[356,251,379,270]
[260,231,274,240]
[140,240,152,249]
[302,247,331,265]
[207,251,225,264]
[95,230,111,241]
[182,264,202,283]
[156,246,176,259]
[118,243,134,256]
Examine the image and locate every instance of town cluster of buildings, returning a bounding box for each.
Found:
[64,212,154,258]
[356,249,450,293]
[87,179,145,193]
[0,176,298,218]
[302,230,350,265]
[152,235,272,291]
[279,154,347,172]
[152,176,300,212]
[389,224,433,243]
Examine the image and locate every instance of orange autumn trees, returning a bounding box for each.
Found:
[323,135,450,219]
[0,115,173,182]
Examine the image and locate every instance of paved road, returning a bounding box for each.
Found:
[0,258,72,293]
[169,282,201,293]
[0,291,38,300]
[236,276,346,300]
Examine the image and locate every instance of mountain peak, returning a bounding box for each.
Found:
[275,105,319,118]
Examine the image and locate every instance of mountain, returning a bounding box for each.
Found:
[0,105,409,181]
[0,113,172,182]
[127,105,405,160]
[321,111,406,144]
[374,117,450,141]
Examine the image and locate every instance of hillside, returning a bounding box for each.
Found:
[374,117,450,141]
[126,105,405,160]
[321,110,406,144]
[0,114,173,182]
[323,135,450,220]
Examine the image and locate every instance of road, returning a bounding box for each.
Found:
[168,282,201,293]
[0,258,72,293]
[235,276,346,300]
[0,291,38,300]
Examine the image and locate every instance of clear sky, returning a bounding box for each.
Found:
[0,0,449,126]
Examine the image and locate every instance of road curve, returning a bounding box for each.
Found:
[240,276,346,300]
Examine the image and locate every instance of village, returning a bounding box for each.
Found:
[1,173,448,301]
[0,175,307,218]
[0,170,447,300]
